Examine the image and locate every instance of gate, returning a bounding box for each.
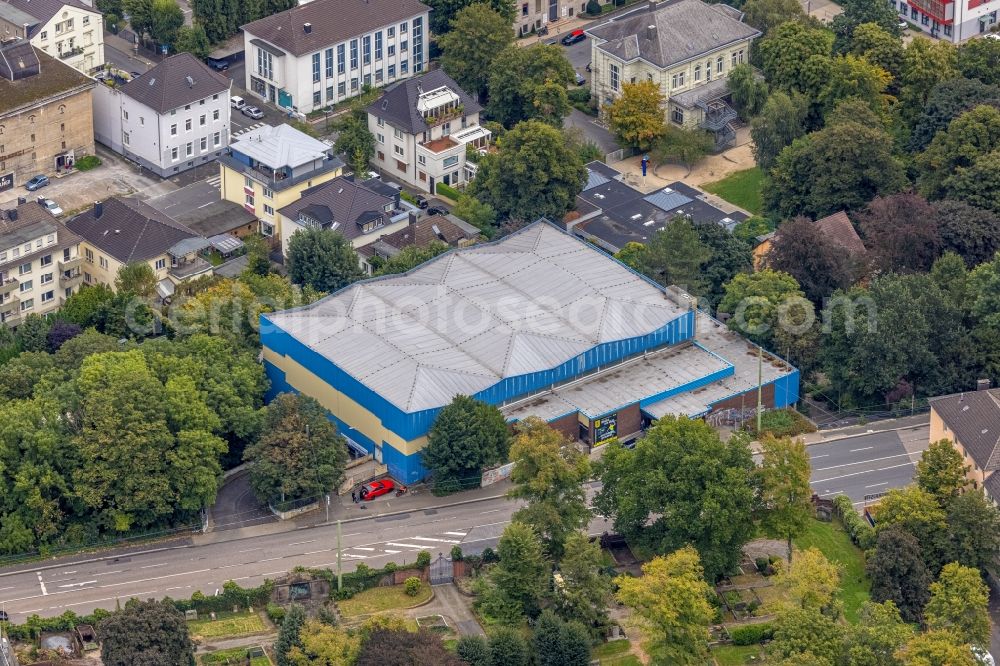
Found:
[429,554,453,585]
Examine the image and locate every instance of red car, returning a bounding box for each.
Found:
[360,479,395,500]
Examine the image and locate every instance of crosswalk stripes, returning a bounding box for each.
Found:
[206,175,222,189]
[232,122,265,139]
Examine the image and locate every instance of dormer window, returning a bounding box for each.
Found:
[416,86,461,124]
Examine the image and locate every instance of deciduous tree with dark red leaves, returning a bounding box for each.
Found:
[355,629,466,666]
[857,193,941,274]
[766,217,862,304]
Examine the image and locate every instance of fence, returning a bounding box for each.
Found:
[604,146,638,163]
[481,461,515,487]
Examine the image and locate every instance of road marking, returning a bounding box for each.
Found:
[480,509,500,514]
[812,461,915,484]
[238,548,262,553]
[61,571,77,575]
[140,563,167,569]
[165,586,186,591]
[288,540,316,547]
[819,490,843,496]
[303,550,328,555]
[58,581,97,589]
[443,531,467,537]
[813,452,914,472]
[0,586,13,592]
[810,454,828,459]
[865,482,889,488]
[850,446,874,452]
[351,547,376,551]
[197,202,213,209]
[411,537,460,544]
[385,542,428,549]
[37,573,47,596]
[383,549,401,554]
[259,557,283,562]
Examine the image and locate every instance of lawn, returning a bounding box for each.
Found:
[337,582,433,617]
[187,610,267,640]
[200,645,271,665]
[793,518,871,623]
[591,640,641,665]
[712,644,767,665]
[702,168,764,215]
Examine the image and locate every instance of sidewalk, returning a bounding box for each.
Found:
[517,15,592,46]
[798,413,929,446]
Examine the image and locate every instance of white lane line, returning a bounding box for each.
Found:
[351,546,376,551]
[165,586,187,591]
[865,482,889,488]
[812,461,915,484]
[343,554,367,559]
[385,542,428,549]
[288,540,316,547]
[61,571,77,575]
[810,454,829,459]
[37,572,47,596]
[383,549,401,554]
[818,490,843,496]
[262,571,285,577]
[0,586,13,592]
[850,446,874,452]
[140,563,167,569]
[303,550,328,555]
[57,581,97,589]
[443,531,467,537]
[411,537,461,544]
[238,548,262,553]
[61,591,158,609]
[813,452,913,472]
[480,509,500,514]
[259,557,283,562]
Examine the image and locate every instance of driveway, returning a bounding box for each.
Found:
[412,583,484,637]
[564,108,620,155]
[208,470,278,532]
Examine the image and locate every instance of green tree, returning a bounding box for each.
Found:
[728,64,769,119]
[751,91,809,170]
[115,262,157,298]
[470,119,586,222]
[909,76,1000,152]
[943,149,1000,214]
[456,635,491,666]
[286,227,364,293]
[895,630,977,666]
[439,4,513,100]
[769,607,847,664]
[150,0,184,45]
[763,120,906,219]
[242,234,272,277]
[334,112,376,172]
[633,217,712,294]
[899,37,959,118]
[957,36,1000,85]
[427,0,515,35]
[487,626,530,666]
[356,629,464,666]
[774,547,843,615]
[486,44,575,127]
[374,241,450,276]
[14,313,50,352]
[718,269,808,349]
[850,22,904,83]
[422,395,510,490]
[172,24,210,57]
[820,54,892,114]
[533,610,590,666]
[831,0,901,48]
[275,604,306,666]
[695,220,753,310]
[924,562,991,647]
[243,393,347,504]
[124,0,155,39]
[100,599,194,666]
[555,531,613,632]
[874,486,948,572]
[742,0,808,34]
[478,522,548,622]
[757,22,835,93]
[934,200,1000,268]
[507,417,590,558]
[917,105,1000,199]
[844,601,914,666]
[867,525,931,622]
[605,80,666,151]
[615,546,714,664]
[757,435,812,563]
[651,125,714,168]
[946,491,1000,574]
[287,620,360,665]
[916,439,969,504]
[451,193,497,237]
[594,417,756,580]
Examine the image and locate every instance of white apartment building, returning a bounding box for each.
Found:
[92,53,231,177]
[241,0,429,115]
[892,0,998,41]
[0,200,83,326]
[0,0,104,73]
[367,70,491,195]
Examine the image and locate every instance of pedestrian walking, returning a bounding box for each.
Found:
[351,490,357,503]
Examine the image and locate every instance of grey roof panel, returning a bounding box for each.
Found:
[66,197,201,263]
[367,69,481,136]
[929,389,1000,471]
[585,169,610,191]
[120,53,230,114]
[644,188,693,212]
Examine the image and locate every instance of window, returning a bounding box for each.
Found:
[186,142,193,156]
[84,248,93,262]
[41,290,53,303]
[400,40,408,52]
[155,258,166,270]
[99,256,108,269]
[393,127,403,140]
[40,31,47,40]
[213,94,218,100]
[327,85,334,100]
[738,49,745,63]
[442,121,451,136]
[351,77,359,91]
[609,63,620,91]
[716,56,723,74]
[388,64,396,78]
[213,109,219,121]
[443,155,459,168]
[313,90,321,105]
[338,44,346,74]
[418,154,425,165]
[377,116,384,127]
[19,279,32,292]
[394,144,404,156]
[325,48,334,78]
[350,39,358,69]
[123,131,130,145]
[200,137,207,150]
[185,118,192,131]
[400,60,408,74]
[171,146,178,160]
[18,262,30,275]
[40,272,53,284]
[199,114,206,126]
[263,187,274,198]
[264,204,275,215]
[20,298,32,312]
[706,59,712,81]
[312,53,321,82]
[257,49,273,79]
[694,65,701,82]
[40,254,51,266]
[400,21,407,33]
[672,107,684,124]
[338,81,346,96]
[732,52,738,67]
[388,44,396,57]
[245,176,254,188]
[375,32,382,60]
[671,72,685,88]
[376,132,384,143]
[83,15,89,25]
[245,193,255,207]
[944,23,952,35]
[376,69,383,83]
[363,73,371,86]
[48,235,55,245]
[363,35,371,64]
[185,104,191,110]
[388,26,394,38]
[122,109,128,120]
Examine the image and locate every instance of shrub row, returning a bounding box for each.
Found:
[2,609,112,640]
[729,622,774,645]
[169,579,274,614]
[436,183,461,200]
[833,494,876,550]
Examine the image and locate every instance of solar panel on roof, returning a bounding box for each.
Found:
[644,188,693,212]
[584,169,610,191]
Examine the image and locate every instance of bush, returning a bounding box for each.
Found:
[834,494,876,550]
[436,182,461,200]
[729,622,774,645]
[75,155,101,171]
[755,557,769,573]
[400,190,417,204]
[404,577,422,597]
[265,603,286,624]
[481,547,498,564]
[451,545,463,561]
[746,408,817,438]
[416,551,432,568]
[384,561,398,573]
[586,0,601,14]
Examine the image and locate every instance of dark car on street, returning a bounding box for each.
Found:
[206,57,229,71]
[561,29,586,46]
[427,206,449,216]
[415,194,429,209]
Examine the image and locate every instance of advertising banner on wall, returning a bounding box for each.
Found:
[594,413,618,443]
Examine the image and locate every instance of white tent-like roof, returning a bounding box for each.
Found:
[266,222,687,413]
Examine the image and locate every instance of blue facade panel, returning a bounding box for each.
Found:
[381,444,426,485]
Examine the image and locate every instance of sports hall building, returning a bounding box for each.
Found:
[260,221,799,483]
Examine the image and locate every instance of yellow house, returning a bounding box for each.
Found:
[586,0,760,151]
[66,197,213,297]
[928,382,1000,503]
[218,123,344,244]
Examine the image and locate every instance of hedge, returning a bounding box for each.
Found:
[169,579,274,614]
[729,622,774,645]
[2,608,113,640]
[833,494,876,550]
[436,183,461,200]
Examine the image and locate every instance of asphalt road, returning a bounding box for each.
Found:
[809,424,929,505]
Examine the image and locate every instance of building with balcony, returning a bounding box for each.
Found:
[0,39,95,189]
[0,0,104,73]
[893,0,998,41]
[241,0,429,115]
[367,69,490,195]
[65,197,212,296]
[586,0,760,151]
[276,174,411,258]
[219,123,345,240]
[0,199,83,326]
[92,53,232,177]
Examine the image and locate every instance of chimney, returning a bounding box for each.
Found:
[408,211,419,226]
[646,24,656,40]
[93,201,103,219]
[8,208,16,221]
[978,378,992,392]
[303,22,312,33]
[17,196,25,205]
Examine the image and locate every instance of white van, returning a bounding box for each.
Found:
[231,96,246,110]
